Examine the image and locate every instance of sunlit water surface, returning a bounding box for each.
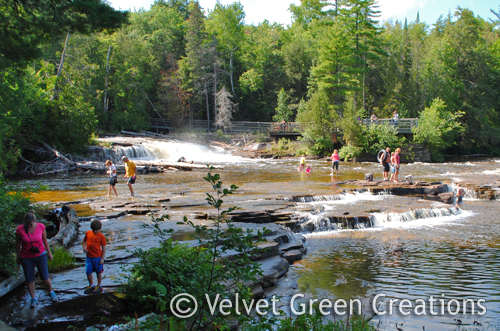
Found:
[13,151,500,330]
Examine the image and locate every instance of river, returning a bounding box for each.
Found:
[11,139,500,330]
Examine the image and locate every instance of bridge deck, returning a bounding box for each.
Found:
[149,118,418,135]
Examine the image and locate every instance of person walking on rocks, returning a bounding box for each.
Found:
[381,147,391,181]
[393,148,401,182]
[16,211,58,308]
[83,220,107,294]
[455,183,466,209]
[331,149,340,175]
[122,156,136,197]
[105,160,118,197]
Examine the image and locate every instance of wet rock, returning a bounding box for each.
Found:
[281,249,303,263]
[155,197,170,203]
[278,240,305,252]
[257,256,289,288]
[92,211,127,220]
[425,192,454,204]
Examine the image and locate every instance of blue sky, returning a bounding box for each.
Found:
[108,0,498,26]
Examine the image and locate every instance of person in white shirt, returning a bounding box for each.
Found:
[105,160,118,197]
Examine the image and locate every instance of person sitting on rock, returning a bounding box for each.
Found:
[455,183,466,209]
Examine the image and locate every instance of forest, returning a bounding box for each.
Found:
[2,0,500,174]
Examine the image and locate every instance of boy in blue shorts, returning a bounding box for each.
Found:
[83,220,107,294]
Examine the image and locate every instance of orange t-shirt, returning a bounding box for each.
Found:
[83,230,107,258]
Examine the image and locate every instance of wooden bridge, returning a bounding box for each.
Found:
[149,118,418,135]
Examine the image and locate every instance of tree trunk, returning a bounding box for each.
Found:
[103,45,112,115]
[51,30,71,101]
[204,76,210,132]
[214,62,218,126]
[230,51,235,94]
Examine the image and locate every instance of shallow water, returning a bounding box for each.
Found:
[11,141,500,330]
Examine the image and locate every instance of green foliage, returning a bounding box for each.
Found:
[413,98,464,162]
[360,123,407,157]
[339,145,363,162]
[253,131,267,143]
[273,88,294,122]
[0,175,45,277]
[268,138,297,156]
[340,96,366,147]
[241,313,376,331]
[124,169,269,329]
[48,246,77,273]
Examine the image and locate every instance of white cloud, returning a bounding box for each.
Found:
[198,0,301,26]
[376,0,428,23]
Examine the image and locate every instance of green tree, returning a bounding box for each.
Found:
[0,0,128,68]
[413,98,463,162]
[273,88,293,122]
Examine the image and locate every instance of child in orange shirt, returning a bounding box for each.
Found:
[83,220,107,294]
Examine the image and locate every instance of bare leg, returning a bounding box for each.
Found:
[127,183,134,195]
[112,186,118,196]
[394,169,399,182]
[87,273,94,286]
[42,278,53,293]
[27,281,36,298]
[107,185,111,197]
[97,272,103,287]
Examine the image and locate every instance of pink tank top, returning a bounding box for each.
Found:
[16,223,46,258]
[332,154,340,162]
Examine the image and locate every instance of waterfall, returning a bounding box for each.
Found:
[371,207,460,226]
[92,137,245,163]
[293,206,463,234]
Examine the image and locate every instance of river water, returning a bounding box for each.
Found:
[14,140,500,330]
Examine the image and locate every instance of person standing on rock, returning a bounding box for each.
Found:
[16,211,58,308]
[105,160,118,197]
[381,147,391,181]
[393,148,401,182]
[455,183,466,209]
[83,220,107,294]
[122,156,136,197]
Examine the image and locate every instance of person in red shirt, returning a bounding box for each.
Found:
[83,220,107,294]
[16,211,58,308]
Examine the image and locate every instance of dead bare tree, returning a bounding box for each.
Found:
[215,86,237,131]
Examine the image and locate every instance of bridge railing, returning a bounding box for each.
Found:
[361,118,418,134]
[150,118,418,134]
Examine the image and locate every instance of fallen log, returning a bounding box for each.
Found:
[42,142,76,167]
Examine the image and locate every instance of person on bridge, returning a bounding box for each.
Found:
[122,156,137,197]
[371,114,378,122]
[392,111,399,126]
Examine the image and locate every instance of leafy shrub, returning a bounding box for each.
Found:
[254,131,267,143]
[124,169,269,330]
[339,145,363,161]
[360,123,406,157]
[48,246,77,273]
[241,312,376,331]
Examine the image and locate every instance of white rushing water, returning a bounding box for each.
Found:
[98,137,247,163]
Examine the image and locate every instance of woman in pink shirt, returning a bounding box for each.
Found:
[331,149,340,175]
[16,211,58,308]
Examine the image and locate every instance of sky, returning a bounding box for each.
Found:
[108,0,498,26]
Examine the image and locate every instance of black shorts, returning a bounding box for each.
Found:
[128,176,136,184]
[383,163,390,172]
[109,177,117,186]
[456,196,463,205]
[332,161,339,170]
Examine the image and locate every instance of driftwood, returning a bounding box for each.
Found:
[0,209,80,298]
[49,208,80,248]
